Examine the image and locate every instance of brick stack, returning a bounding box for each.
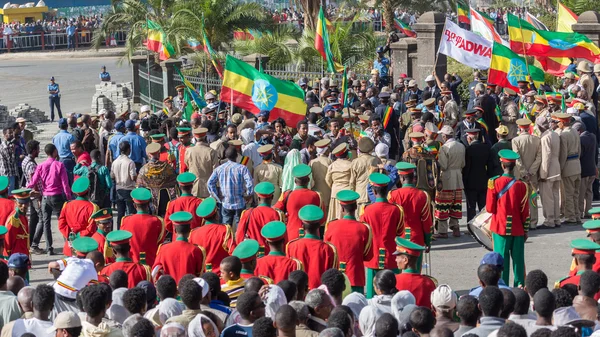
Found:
[0,104,14,129]
[9,103,47,125]
[91,81,134,114]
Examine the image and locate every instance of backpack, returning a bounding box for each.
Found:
[87,165,107,206]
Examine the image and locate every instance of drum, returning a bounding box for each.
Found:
[467,209,493,251]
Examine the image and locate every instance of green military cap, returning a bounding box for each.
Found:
[298,204,324,223]
[570,238,600,255]
[583,219,600,234]
[170,211,193,225]
[588,208,600,217]
[255,182,275,197]
[0,177,8,192]
[150,133,166,141]
[292,164,312,178]
[0,226,8,237]
[177,172,197,186]
[106,230,133,245]
[396,162,417,175]
[72,237,99,256]
[393,236,425,256]
[177,127,192,136]
[72,177,90,195]
[336,190,359,204]
[131,188,152,204]
[91,208,113,222]
[369,173,391,187]
[261,221,286,241]
[11,188,31,203]
[196,197,218,218]
[146,142,161,154]
[498,149,520,162]
[232,239,260,262]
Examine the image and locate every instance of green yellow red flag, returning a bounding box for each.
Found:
[146,20,175,60]
[488,42,545,93]
[315,7,344,73]
[557,1,578,33]
[457,0,470,25]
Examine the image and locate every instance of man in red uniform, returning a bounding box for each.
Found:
[164,172,203,238]
[150,133,177,170]
[120,188,165,266]
[388,162,432,272]
[324,190,372,293]
[287,205,337,290]
[232,239,260,279]
[0,226,8,263]
[190,197,235,274]
[0,177,15,236]
[393,237,436,308]
[58,177,98,257]
[555,239,600,289]
[486,149,529,287]
[178,127,193,173]
[237,182,284,257]
[4,189,31,257]
[152,211,206,283]
[90,208,115,264]
[100,230,151,288]
[583,219,600,274]
[274,164,323,240]
[255,221,303,283]
[360,173,404,299]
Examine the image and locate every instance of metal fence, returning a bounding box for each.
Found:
[0,29,127,53]
[139,62,167,109]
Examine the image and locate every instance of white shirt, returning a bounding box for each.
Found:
[11,318,53,337]
[111,154,137,190]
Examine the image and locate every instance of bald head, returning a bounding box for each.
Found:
[17,286,35,313]
[7,276,25,296]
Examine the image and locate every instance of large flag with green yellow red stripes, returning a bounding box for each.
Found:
[221,55,307,126]
[146,20,175,61]
[315,6,344,73]
[488,42,545,93]
[457,0,470,25]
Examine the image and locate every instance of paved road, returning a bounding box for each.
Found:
[0,57,131,115]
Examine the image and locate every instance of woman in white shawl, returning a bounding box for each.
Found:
[367,270,397,314]
[189,313,220,337]
[390,291,416,324]
[264,285,288,318]
[359,306,383,337]
[342,292,369,337]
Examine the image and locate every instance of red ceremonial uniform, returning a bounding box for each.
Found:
[152,239,206,283]
[91,230,115,264]
[286,234,337,289]
[179,144,192,173]
[274,188,322,241]
[0,198,15,228]
[100,257,151,288]
[164,195,203,234]
[324,216,373,287]
[486,175,530,236]
[4,210,29,257]
[388,186,432,246]
[58,198,98,257]
[189,223,235,274]
[594,253,600,274]
[395,269,436,308]
[360,199,404,270]
[159,149,177,171]
[255,252,303,284]
[237,205,284,256]
[120,212,165,266]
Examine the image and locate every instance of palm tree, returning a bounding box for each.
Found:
[292,0,320,32]
[233,25,301,66]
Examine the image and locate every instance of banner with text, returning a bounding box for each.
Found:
[438,19,493,70]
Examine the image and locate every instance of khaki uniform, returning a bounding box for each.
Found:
[325,158,353,223]
[512,132,542,227]
[210,139,227,161]
[350,154,381,208]
[310,155,333,211]
[539,130,562,227]
[501,101,519,140]
[184,142,219,198]
[580,73,595,99]
[559,127,582,223]
[253,161,283,205]
[236,153,254,177]
[436,139,465,234]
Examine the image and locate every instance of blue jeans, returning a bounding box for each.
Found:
[221,207,243,232]
[116,189,135,230]
[67,35,75,49]
[59,157,75,185]
[49,96,62,121]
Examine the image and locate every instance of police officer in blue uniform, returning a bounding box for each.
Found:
[48,76,62,122]
[99,66,111,82]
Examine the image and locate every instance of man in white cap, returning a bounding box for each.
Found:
[431,284,459,332]
[48,311,82,337]
[424,74,441,101]
[15,118,33,143]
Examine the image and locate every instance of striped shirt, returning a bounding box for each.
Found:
[208,160,253,210]
[220,278,246,308]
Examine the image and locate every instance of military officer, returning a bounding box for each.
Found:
[153,212,206,283]
[324,190,373,293]
[274,164,323,241]
[534,96,550,120]
[164,172,203,237]
[190,197,235,274]
[350,138,380,212]
[4,189,32,258]
[0,177,16,238]
[255,221,303,283]
[388,163,432,270]
[287,205,337,290]
[393,237,436,308]
[309,139,332,213]
[486,149,530,287]
[360,173,404,298]
[150,133,178,171]
[512,119,541,229]
[325,143,353,223]
[174,85,187,112]
[537,116,561,228]
[456,109,490,146]
[162,96,183,119]
[237,182,284,257]
[184,127,219,198]
[555,113,582,225]
[555,239,600,289]
[90,208,115,264]
[58,178,98,257]
[583,219,600,274]
[177,127,194,174]
[100,230,152,288]
[402,131,438,204]
[232,239,260,280]
[500,88,519,141]
[253,145,283,205]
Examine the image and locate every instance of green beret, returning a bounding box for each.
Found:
[177,172,197,186]
[72,177,90,194]
[196,197,218,218]
[0,177,9,192]
[106,230,133,244]
[292,164,312,178]
[72,237,99,255]
[255,182,275,196]
[150,133,166,140]
[232,239,260,262]
[393,236,425,256]
[261,221,286,241]
[369,173,391,186]
[498,149,520,161]
[131,188,152,203]
[396,162,417,171]
[298,205,324,222]
[170,211,193,225]
[336,190,359,203]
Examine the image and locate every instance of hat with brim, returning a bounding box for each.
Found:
[131,188,152,204]
[464,109,477,117]
[91,208,112,222]
[150,134,165,142]
[163,96,173,103]
[298,204,324,223]
[396,162,417,175]
[261,221,287,242]
[332,143,348,157]
[588,208,600,220]
[498,149,520,163]
[258,144,274,157]
[193,128,208,138]
[409,131,425,142]
[393,236,425,256]
[170,211,193,227]
[570,238,600,255]
[552,113,571,123]
[177,127,191,137]
[495,125,509,136]
[0,177,9,193]
[228,139,243,147]
[292,164,312,178]
[175,85,186,91]
[11,189,31,203]
[72,177,90,196]
[535,95,547,105]
[46,312,81,333]
[553,306,595,328]
[504,88,516,96]
[255,182,275,198]
[358,137,375,153]
[583,219,600,233]
[465,128,480,136]
[146,142,161,155]
[106,230,133,246]
[336,190,359,205]
[72,237,99,257]
[232,239,259,263]
[516,118,532,129]
[409,108,422,115]
[177,172,196,186]
[577,61,592,73]
[423,98,436,107]
[369,173,390,187]
[315,139,331,149]
[196,197,218,218]
[15,117,26,123]
[309,106,324,114]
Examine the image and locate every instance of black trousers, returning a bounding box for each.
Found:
[465,188,486,222]
[34,194,65,249]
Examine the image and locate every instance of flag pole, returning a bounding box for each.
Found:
[146,14,153,111]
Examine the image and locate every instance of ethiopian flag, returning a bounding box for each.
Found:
[202,27,224,79]
[146,20,175,60]
[315,6,344,73]
[340,67,349,108]
[457,0,470,25]
[488,42,545,93]
[507,13,600,63]
[394,18,416,37]
[221,55,307,126]
[557,1,578,33]
[174,65,206,121]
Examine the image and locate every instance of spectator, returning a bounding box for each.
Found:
[305,289,333,333]
[454,295,480,337]
[289,301,318,337]
[465,287,505,337]
[119,120,147,172]
[111,141,137,227]
[221,291,265,337]
[165,279,204,329]
[409,307,435,337]
[122,288,147,337]
[431,285,459,332]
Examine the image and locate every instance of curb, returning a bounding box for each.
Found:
[0,48,136,60]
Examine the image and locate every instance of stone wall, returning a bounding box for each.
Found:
[91,81,133,114]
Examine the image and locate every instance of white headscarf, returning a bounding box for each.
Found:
[359,306,383,337]
[281,149,302,192]
[374,143,389,158]
[161,322,187,337]
[391,291,416,323]
[240,128,255,145]
[342,292,368,320]
[265,285,288,318]
[188,313,219,337]
[159,298,185,324]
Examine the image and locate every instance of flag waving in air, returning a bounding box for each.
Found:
[457,0,470,25]
[146,20,175,60]
[394,18,416,37]
[202,26,224,79]
[488,42,545,93]
[470,8,507,46]
[315,6,344,73]
[174,65,206,121]
[557,1,578,33]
